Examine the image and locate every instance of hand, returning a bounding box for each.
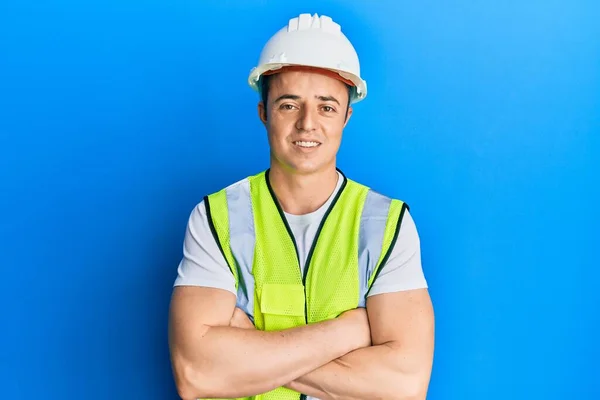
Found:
[230,307,255,330]
[339,307,372,350]
[284,308,372,391]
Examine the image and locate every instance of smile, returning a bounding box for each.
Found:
[293,141,321,148]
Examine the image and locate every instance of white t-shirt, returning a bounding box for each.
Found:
[174,171,428,298]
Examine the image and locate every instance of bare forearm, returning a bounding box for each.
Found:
[287,343,428,400]
[176,319,356,399]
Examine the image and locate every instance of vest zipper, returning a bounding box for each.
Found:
[264,169,348,400]
[265,169,348,322]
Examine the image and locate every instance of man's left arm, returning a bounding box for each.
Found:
[286,288,434,400]
[286,210,434,400]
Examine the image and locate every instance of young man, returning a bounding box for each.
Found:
[168,13,434,400]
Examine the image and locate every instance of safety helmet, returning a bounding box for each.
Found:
[248,13,367,103]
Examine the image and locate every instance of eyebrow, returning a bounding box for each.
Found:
[316,95,340,105]
[273,94,301,103]
[273,94,340,106]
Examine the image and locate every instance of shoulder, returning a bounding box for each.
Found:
[367,208,427,296]
[396,209,419,245]
[203,170,267,205]
[183,174,254,233]
[206,174,254,197]
[344,175,426,294]
[344,173,408,203]
[183,198,210,241]
[201,172,266,230]
[345,175,410,222]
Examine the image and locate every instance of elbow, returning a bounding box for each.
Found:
[175,376,200,400]
[386,373,429,400]
[386,388,426,400]
[172,356,218,400]
[398,388,427,400]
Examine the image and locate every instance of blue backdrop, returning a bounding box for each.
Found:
[1,0,598,398]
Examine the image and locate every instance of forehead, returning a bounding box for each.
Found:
[268,70,348,97]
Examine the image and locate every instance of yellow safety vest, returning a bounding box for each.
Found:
[205,169,407,400]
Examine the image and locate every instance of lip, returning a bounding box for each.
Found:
[292,140,322,151]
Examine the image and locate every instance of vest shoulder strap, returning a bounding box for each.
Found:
[204,188,240,290]
[342,178,409,294]
[367,197,409,291]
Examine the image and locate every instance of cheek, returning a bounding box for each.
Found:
[324,123,344,144]
[267,123,290,147]
[268,117,295,139]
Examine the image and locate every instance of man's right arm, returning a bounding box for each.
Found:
[168,202,369,399]
[169,286,369,400]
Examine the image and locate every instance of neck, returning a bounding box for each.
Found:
[268,164,339,215]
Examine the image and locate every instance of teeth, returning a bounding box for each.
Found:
[294,141,320,148]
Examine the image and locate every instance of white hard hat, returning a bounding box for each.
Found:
[248,13,367,103]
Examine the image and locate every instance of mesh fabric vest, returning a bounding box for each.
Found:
[204,169,407,400]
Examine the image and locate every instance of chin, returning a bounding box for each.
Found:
[274,152,334,175]
[289,161,330,175]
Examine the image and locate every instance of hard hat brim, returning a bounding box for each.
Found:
[248,63,367,104]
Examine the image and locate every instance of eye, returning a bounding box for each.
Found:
[280,103,297,110]
[321,105,336,113]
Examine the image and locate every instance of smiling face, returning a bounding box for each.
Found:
[258,70,353,176]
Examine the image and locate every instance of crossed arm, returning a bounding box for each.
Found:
[284,289,434,400]
[168,286,434,400]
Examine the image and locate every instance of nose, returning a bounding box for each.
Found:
[295,107,317,132]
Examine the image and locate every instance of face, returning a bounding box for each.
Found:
[258,70,353,176]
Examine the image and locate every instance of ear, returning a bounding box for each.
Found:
[343,106,353,127]
[258,101,268,125]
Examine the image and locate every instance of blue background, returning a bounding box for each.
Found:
[1,0,598,398]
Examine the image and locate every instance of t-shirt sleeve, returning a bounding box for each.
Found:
[173,200,237,295]
[367,209,428,297]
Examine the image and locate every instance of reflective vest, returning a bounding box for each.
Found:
[204,169,407,400]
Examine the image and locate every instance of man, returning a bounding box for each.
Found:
[168,13,434,400]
